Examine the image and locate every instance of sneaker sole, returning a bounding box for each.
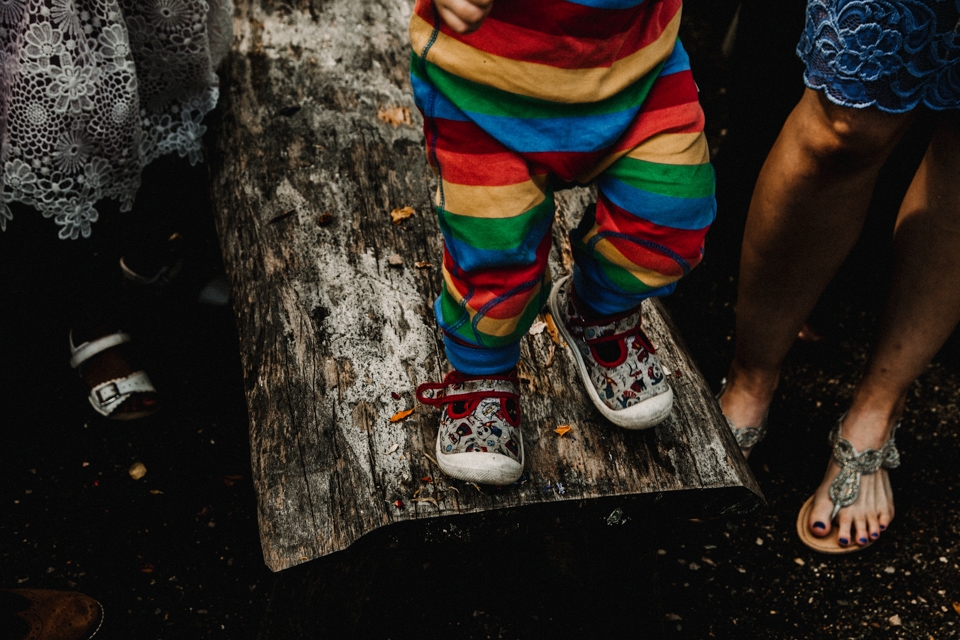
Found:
[435,438,524,486]
[548,277,674,430]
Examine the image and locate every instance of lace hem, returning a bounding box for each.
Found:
[1,0,232,239]
[797,0,960,114]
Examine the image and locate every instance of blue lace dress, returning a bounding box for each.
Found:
[798,0,960,112]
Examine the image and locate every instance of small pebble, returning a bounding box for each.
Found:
[128,462,147,480]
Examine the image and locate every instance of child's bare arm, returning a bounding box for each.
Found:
[434,0,494,34]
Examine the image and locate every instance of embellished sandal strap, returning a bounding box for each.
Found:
[716,379,768,451]
[726,418,767,450]
[827,418,901,520]
[416,370,519,406]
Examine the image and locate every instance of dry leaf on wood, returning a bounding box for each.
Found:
[528,320,547,335]
[377,106,412,126]
[390,408,415,423]
[390,206,416,224]
[554,425,573,438]
[414,261,433,269]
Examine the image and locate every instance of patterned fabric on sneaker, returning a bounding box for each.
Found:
[552,275,669,412]
[416,370,523,464]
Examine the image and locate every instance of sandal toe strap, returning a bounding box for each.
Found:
[827,421,901,520]
[70,331,132,369]
[89,371,156,416]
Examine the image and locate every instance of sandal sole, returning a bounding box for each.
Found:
[796,495,874,554]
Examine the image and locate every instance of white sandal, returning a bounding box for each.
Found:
[69,331,159,420]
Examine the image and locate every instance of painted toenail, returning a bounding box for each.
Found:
[839,538,849,545]
[879,525,886,530]
[871,533,879,538]
[813,521,826,530]
[859,538,867,544]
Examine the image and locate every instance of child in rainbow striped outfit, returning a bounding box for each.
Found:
[412,0,716,485]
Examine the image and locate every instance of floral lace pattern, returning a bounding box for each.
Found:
[798,0,960,113]
[0,0,232,238]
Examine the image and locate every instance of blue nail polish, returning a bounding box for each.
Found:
[839,538,849,545]
[813,521,826,530]
[859,538,867,544]
[880,525,886,531]
[871,532,879,538]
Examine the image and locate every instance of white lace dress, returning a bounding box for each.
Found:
[0,0,231,239]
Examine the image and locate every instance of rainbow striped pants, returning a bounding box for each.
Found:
[411,40,716,375]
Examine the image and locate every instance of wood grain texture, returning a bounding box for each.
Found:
[210,0,762,572]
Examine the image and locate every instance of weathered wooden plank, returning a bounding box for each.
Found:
[210,0,762,572]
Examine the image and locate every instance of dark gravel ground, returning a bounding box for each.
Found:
[2,1,959,639]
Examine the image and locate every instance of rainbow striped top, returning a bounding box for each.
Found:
[409,0,683,105]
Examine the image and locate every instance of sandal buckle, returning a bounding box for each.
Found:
[96,382,121,404]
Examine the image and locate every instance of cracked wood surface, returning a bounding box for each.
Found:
[210,0,762,572]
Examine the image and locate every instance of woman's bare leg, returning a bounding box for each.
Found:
[807,112,960,546]
[720,89,915,452]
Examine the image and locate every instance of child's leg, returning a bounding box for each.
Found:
[549,42,715,429]
[550,130,714,429]
[413,71,553,483]
[571,39,715,316]
[414,82,555,375]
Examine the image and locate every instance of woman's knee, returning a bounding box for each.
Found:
[793,89,914,170]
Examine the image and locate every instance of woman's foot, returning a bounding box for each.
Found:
[805,412,899,549]
[70,329,159,420]
[716,365,777,457]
